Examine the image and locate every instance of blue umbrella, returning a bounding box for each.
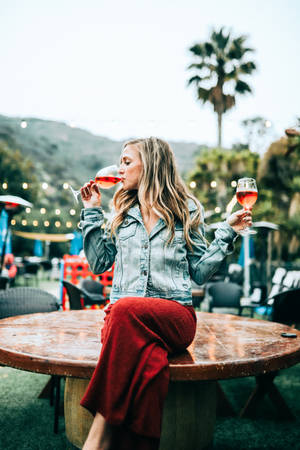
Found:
[0,210,12,256]
[0,195,33,271]
[34,239,43,257]
[70,231,83,255]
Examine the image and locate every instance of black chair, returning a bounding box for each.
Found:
[0,287,61,433]
[0,276,9,290]
[63,280,106,309]
[208,281,243,315]
[23,262,40,286]
[40,260,53,280]
[240,287,300,420]
[0,287,59,318]
[270,288,300,326]
[81,279,106,306]
[62,280,85,310]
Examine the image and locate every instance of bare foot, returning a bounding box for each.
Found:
[82,412,113,450]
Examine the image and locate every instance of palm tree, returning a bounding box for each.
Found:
[187,28,256,147]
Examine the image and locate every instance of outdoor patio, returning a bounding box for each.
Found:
[0,278,299,450]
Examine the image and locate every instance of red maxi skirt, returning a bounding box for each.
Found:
[80,296,197,450]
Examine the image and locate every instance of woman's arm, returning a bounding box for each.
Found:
[186,205,252,285]
[187,220,237,286]
[80,208,117,274]
[79,181,117,274]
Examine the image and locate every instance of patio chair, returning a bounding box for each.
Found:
[0,286,59,318]
[40,260,53,280]
[62,280,85,310]
[208,281,243,315]
[81,279,106,306]
[270,287,300,327]
[240,287,300,420]
[0,287,61,433]
[23,262,40,286]
[0,276,9,290]
[63,280,106,309]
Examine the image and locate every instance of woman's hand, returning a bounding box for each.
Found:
[226,209,252,233]
[80,180,101,208]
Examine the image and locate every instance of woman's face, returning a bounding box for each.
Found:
[119,144,143,190]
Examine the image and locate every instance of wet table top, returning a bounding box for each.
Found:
[0,310,299,381]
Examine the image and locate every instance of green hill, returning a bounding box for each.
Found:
[0,114,201,186]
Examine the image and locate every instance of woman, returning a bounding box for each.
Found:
[2,253,17,285]
[79,137,252,450]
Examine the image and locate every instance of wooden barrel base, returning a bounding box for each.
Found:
[64,378,94,449]
[160,380,216,449]
[64,377,217,450]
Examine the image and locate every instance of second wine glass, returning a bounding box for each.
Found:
[236,177,258,235]
[69,165,121,203]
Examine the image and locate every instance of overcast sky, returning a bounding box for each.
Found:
[1,0,299,150]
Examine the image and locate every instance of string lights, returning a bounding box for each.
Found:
[0,178,79,230]
[0,181,79,191]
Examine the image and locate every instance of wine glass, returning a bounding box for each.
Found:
[69,165,121,203]
[236,177,258,235]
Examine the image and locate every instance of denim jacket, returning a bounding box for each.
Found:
[80,201,237,306]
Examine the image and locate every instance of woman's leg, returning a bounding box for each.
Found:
[82,412,112,450]
[81,297,196,449]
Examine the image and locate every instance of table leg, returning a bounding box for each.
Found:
[216,381,236,417]
[239,372,295,420]
[64,378,217,450]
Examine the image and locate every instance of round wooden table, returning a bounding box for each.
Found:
[0,310,300,449]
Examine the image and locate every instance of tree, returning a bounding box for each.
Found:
[187,27,256,147]
[0,142,38,203]
[188,147,259,216]
[257,131,300,260]
[188,132,300,264]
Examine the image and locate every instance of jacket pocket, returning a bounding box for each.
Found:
[118,218,137,240]
[158,227,184,246]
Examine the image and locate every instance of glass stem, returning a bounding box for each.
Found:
[69,185,80,204]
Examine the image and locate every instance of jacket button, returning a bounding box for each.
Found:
[144,244,148,249]
[124,219,128,225]
[143,270,147,276]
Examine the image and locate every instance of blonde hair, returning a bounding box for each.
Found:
[111,137,204,249]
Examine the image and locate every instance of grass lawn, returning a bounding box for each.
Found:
[0,363,299,449]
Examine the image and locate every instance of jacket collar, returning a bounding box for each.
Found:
[127,204,143,223]
[187,198,198,213]
[127,199,197,218]
[126,199,199,239]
